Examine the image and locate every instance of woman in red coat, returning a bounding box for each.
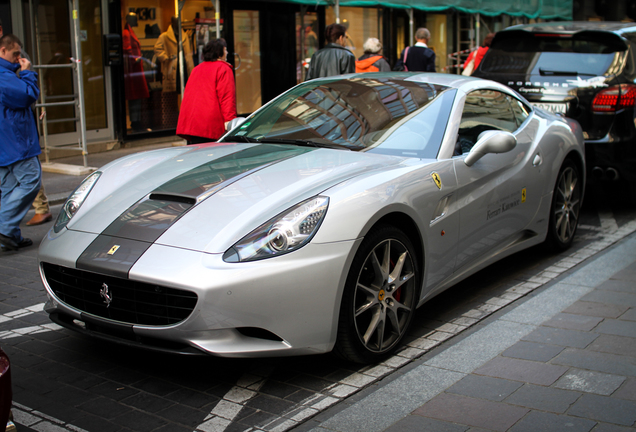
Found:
[177,38,237,144]
[462,33,495,76]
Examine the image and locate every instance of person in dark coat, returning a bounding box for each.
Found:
[356,38,390,73]
[395,27,436,72]
[305,23,355,80]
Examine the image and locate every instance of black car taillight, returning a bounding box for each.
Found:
[592,84,636,112]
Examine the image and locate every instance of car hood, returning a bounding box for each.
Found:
[68,143,405,257]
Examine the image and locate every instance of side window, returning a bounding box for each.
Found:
[508,96,531,127]
[455,90,517,156]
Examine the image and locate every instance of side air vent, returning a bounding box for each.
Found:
[237,327,284,341]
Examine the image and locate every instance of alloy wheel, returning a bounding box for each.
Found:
[353,238,416,353]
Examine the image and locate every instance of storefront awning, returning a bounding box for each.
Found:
[274,0,572,20]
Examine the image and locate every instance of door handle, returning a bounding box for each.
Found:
[233,53,241,70]
[533,154,542,166]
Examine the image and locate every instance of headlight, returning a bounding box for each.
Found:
[223,196,329,262]
[53,171,101,233]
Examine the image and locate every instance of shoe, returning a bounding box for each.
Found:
[0,233,18,251]
[26,213,53,226]
[1,237,32,251]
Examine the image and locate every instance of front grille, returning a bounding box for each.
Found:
[42,262,198,326]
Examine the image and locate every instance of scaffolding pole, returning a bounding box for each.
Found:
[71,0,88,167]
[216,0,220,39]
[408,8,414,47]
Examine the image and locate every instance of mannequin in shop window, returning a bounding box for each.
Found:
[123,12,149,132]
[154,16,194,93]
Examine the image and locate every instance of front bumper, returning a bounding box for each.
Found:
[39,229,359,358]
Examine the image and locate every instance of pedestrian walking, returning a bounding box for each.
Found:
[394,27,436,72]
[176,38,237,144]
[0,19,52,227]
[305,23,355,80]
[0,34,42,251]
[26,187,52,225]
[356,38,390,73]
[462,33,495,76]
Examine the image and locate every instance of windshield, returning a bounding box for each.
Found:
[222,75,455,159]
[480,31,628,76]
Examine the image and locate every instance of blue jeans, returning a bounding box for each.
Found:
[0,156,42,242]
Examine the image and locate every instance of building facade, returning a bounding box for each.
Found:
[2,0,625,151]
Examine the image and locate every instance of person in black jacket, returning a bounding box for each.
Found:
[305,23,355,80]
[395,27,436,72]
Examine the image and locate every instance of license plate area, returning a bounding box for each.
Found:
[531,102,568,115]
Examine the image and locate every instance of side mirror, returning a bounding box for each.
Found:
[464,130,517,166]
[226,117,247,131]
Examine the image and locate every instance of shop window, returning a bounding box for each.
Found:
[326,7,383,61]
[121,0,221,134]
[427,14,447,73]
[296,11,319,83]
[233,10,261,114]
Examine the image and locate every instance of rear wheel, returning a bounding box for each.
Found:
[546,159,581,251]
[334,226,420,364]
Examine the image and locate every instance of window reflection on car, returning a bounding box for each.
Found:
[222,77,456,159]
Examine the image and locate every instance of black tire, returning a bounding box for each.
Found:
[545,159,582,251]
[334,225,420,364]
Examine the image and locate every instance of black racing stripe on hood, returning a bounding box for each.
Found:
[76,144,316,277]
[77,236,151,279]
[153,144,315,199]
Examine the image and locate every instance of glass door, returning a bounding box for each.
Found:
[23,0,110,146]
[233,10,261,115]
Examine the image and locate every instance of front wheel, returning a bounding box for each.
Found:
[545,159,581,251]
[334,226,420,364]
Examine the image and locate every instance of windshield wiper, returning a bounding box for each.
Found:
[222,135,260,143]
[261,138,352,151]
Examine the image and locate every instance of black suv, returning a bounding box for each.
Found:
[474,22,636,192]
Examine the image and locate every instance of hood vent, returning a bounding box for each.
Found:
[149,193,196,206]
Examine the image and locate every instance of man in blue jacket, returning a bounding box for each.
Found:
[0,34,41,251]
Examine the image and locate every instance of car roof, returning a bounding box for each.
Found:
[503,21,636,35]
[304,73,525,108]
[309,72,505,92]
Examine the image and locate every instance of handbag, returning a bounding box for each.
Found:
[462,53,476,76]
[393,46,410,71]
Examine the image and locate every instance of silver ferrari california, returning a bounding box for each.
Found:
[39,73,585,363]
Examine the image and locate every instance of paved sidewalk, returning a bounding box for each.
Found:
[299,233,636,432]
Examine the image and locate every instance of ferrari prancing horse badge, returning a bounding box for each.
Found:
[431,172,442,189]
